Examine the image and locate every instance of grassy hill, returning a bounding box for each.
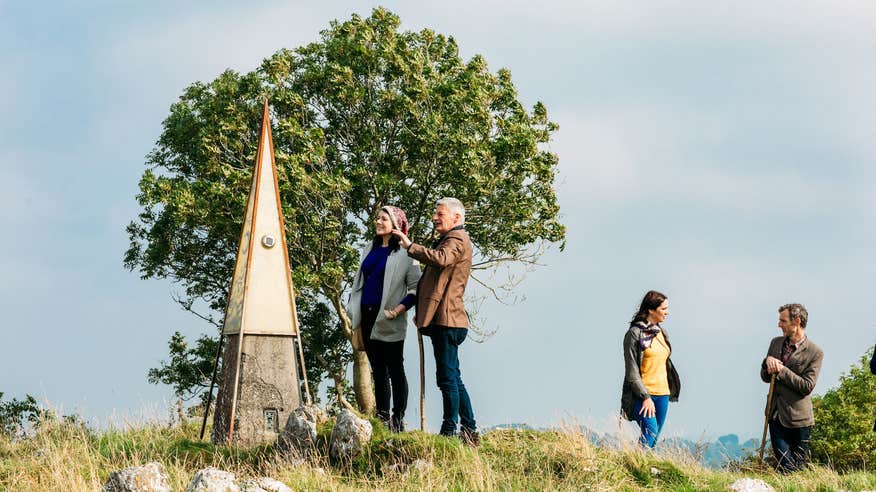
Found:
[1,415,874,491]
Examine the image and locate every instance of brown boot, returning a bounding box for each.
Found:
[460,427,479,447]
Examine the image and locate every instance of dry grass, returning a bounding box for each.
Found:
[1,414,874,491]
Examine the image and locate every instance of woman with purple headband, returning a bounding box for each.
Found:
[620,290,681,448]
[346,206,421,432]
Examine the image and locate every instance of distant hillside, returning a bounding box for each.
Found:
[487,424,758,469]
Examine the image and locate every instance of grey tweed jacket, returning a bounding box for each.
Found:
[759,335,824,428]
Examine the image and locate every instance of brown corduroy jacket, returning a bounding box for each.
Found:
[760,335,824,428]
[407,227,472,329]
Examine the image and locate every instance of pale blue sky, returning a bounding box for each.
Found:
[2,1,875,440]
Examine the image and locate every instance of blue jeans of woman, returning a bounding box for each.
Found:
[633,395,669,448]
[421,325,476,435]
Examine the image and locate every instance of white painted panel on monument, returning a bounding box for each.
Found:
[240,133,295,335]
[222,172,257,335]
[222,103,297,336]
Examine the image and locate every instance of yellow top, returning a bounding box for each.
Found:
[640,331,670,396]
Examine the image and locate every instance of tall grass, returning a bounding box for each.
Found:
[1,413,874,491]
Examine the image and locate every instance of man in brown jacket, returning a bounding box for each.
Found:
[393,197,477,444]
[760,303,824,472]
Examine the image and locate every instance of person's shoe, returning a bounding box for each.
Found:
[390,415,405,433]
[377,412,391,431]
[459,427,480,447]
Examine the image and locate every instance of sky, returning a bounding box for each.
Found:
[2,0,875,441]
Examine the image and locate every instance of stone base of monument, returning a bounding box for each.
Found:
[211,334,301,446]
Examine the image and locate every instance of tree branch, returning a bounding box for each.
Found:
[171,292,222,328]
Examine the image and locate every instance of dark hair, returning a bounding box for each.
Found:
[779,303,808,329]
[372,234,401,251]
[631,290,668,324]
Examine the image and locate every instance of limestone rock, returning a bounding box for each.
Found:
[102,462,172,492]
[186,467,239,492]
[729,478,774,492]
[385,459,432,478]
[238,477,293,492]
[298,404,330,426]
[406,459,432,477]
[328,409,372,461]
[277,405,325,457]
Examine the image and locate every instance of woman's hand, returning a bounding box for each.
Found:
[639,397,656,418]
[391,229,412,249]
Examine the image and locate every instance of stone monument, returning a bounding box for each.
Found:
[209,100,309,446]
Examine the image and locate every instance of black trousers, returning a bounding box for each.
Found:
[361,305,408,423]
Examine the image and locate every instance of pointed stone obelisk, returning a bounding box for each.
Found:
[211,100,307,446]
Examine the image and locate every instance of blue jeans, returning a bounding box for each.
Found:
[769,420,811,472]
[422,326,476,435]
[633,395,669,448]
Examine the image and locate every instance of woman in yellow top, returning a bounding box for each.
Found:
[620,290,681,448]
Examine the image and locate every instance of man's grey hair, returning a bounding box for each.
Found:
[436,197,465,223]
[779,303,808,329]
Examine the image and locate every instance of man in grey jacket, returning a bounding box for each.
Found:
[760,303,824,472]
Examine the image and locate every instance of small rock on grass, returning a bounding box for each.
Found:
[102,462,172,492]
[238,477,293,492]
[328,409,373,461]
[186,467,238,492]
[729,478,774,492]
[277,405,322,458]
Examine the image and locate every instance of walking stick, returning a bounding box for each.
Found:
[199,333,225,440]
[759,374,777,464]
[418,330,426,431]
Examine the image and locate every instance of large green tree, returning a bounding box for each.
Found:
[810,347,876,470]
[126,8,565,413]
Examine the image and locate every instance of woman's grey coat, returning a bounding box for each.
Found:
[620,323,681,421]
[346,243,421,342]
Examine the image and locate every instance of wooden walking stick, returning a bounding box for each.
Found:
[418,330,426,431]
[199,333,225,441]
[759,374,777,464]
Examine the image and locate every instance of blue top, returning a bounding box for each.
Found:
[361,245,416,309]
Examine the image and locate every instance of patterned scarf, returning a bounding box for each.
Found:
[633,320,662,349]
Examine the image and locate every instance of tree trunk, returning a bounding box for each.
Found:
[316,352,357,412]
[328,289,375,415]
[353,349,375,415]
[176,396,185,423]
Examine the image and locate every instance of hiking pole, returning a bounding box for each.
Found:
[199,332,225,441]
[758,374,777,464]
[290,292,312,406]
[418,330,426,431]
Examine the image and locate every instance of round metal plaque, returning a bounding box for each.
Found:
[261,235,276,248]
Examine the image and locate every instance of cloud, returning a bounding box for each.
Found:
[0,47,35,136]
[431,0,876,39]
[550,112,640,196]
[551,100,872,222]
[0,164,67,226]
[103,1,360,102]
